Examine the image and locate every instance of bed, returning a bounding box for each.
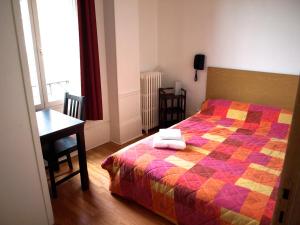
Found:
[101,68,298,225]
[102,99,293,225]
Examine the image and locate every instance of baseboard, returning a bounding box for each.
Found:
[119,116,142,143]
[113,133,143,145]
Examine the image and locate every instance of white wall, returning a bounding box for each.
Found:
[139,0,158,72]
[104,0,142,144]
[103,0,121,143]
[0,0,53,224]
[157,0,300,116]
[115,0,141,144]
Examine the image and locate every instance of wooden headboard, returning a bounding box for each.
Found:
[206,67,299,110]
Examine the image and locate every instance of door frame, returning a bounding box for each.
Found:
[273,77,300,225]
[12,0,54,224]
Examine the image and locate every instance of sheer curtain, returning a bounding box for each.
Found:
[36,0,81,102]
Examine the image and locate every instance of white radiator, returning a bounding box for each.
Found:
[141,71,162,133]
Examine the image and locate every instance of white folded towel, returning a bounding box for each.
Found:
[153,134,186,150]
[159,129,182,140]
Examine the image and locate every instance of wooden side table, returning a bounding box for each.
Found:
[159,87,186,128]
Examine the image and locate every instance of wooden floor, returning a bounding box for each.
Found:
[51,136,173,225]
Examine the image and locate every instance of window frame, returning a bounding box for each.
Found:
[23,0,76,110]
[20,0,44,110]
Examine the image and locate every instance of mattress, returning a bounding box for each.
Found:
[102,99,292,225]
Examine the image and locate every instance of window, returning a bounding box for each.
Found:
[20,0,41,106]
[20,0,81,109]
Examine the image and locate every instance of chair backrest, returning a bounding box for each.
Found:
[63,92,86,120]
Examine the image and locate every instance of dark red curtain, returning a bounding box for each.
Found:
[77,0,103,120]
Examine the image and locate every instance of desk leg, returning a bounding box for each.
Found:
[48,159,57,198]
[76,127,89,190]
[48,143,57,198]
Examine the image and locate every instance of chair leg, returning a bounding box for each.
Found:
[53,157,60,172]
[66,153,73,170]
[48,161,57,198]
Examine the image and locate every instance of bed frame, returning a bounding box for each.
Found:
[206,67,299,110]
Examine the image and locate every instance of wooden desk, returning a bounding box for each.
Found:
[36,109,89,196]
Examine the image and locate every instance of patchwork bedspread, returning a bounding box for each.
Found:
[102,99,292,225]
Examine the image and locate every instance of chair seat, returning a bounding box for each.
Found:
[41,136,77,160]
[54,136,77,156]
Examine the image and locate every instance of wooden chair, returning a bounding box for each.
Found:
[56,92,86,169]
[43,92,85,197]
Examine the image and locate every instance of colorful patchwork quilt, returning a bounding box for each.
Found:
[102,99,292,225]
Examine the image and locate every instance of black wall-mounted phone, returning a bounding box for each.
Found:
[194,54,205,81]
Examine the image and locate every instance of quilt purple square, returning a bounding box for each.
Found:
[214,183,249,212]
[145,160,174,180]
[269,123,289,139]
[187,136,209,147]
[246,152,271,165]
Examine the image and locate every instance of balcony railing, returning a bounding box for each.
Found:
[46,80,69,98]
[32,80,70,103]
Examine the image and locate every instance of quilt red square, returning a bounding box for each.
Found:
[246,111,263,123]
[209,151,231,161]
